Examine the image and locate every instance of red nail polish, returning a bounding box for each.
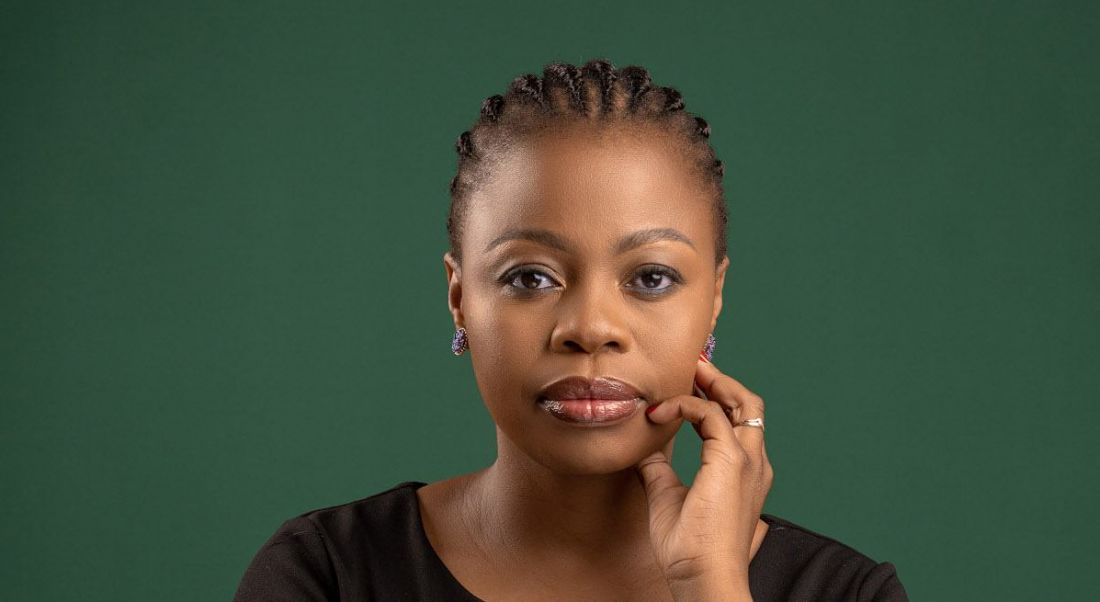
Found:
[646,403,659,415]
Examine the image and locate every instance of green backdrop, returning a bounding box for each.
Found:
[2,2,1096,600]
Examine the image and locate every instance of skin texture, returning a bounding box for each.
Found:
[421,121,773,601]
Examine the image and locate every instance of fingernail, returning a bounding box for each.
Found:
[646,403,660,415]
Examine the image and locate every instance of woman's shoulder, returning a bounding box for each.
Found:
[234,481,460,602]
[285,480,428,531]
[253,480,428,549]
[751,513,909,601]
[757,512,882,558]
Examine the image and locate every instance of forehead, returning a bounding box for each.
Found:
[464,124,714,257]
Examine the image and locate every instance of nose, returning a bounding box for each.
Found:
[549,276,632,355]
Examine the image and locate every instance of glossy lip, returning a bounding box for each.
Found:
[536,376,646,426]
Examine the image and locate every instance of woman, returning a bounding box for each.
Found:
[234,58,909,601]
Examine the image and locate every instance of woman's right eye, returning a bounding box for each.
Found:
[501,267,558,291]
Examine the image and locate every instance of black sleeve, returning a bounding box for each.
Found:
[860,561,909,602]
[233,517,339,602]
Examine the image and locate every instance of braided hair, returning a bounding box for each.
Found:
[447,58,728,268]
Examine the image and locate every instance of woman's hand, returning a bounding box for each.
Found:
[635,355,773,600]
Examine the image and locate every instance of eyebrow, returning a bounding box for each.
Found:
[484,227,696,255]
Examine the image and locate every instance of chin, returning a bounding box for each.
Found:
[537,452,638,476]
[516,422,674,476]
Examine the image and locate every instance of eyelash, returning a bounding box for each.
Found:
[498,265,684,296]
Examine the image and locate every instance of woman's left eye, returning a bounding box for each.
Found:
[629,266,682,294]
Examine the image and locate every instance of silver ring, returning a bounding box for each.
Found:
[736,417,765,432]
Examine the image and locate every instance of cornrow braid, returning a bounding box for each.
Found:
[454,130,475,159]
[581,59,617,117]
[662,86,685,112]
[480,94,505,122]
[694,116,711,138]
[508,74,547,110]
[447,58,728,268]
[542,63,585,113]
[618,66,652,113]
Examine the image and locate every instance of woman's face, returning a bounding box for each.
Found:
[445,122,729,475]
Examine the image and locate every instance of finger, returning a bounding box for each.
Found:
[695,359,766,462]
[694,358,744,427]
[694,358,765,421]
[647,394,745,465]
[761,446,775,491]
[635,450,686,510]
[731,419,765,470]
[687,382,708,439]
[692,365,739,440]
[695,358,765,419]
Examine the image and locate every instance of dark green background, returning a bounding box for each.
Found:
[2,1,1096,600]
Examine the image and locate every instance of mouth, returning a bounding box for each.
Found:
[536,376,647,426]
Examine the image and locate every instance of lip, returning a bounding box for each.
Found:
[536,376,646,426]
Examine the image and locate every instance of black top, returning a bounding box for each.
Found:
[234,481,909,601]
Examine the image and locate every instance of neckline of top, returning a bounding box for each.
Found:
[395,480,777,599]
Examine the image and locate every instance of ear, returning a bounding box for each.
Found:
[710,255,730,333]
[443,251,465,329]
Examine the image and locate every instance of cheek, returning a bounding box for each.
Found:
[637,308,710,396]
[467,297,548,364]
[465,298,546,412]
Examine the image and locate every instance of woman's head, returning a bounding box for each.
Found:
[447,59,728,269]
[444,58,731,475]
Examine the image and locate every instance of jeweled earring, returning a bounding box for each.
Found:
[451,327,468,355]
[702,333,716,362]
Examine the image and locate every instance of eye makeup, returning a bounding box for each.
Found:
[496,264,685,296]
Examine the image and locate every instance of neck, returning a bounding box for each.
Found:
[461,428,659,564]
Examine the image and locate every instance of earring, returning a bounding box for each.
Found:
[702,333,716,361]
[451,327,468,355]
